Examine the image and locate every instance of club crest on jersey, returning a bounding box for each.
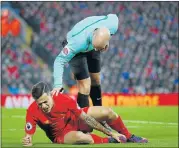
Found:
[26,122,32,131]
[62,47,69,55]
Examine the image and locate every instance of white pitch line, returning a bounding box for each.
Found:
[2,125,177,132]
[2,115,25,118]
[2,115,178,126]
[11,115,25,118]
[3,128,41,131]
[124,120,178,125]
[127,125,176,128]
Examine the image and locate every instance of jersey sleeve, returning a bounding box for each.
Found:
[24,109,37,135]
[106,14,119,35]
[53,35,88,88]
[53,46,76,88]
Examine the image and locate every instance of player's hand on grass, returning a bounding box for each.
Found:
[22,135,32,147]
[111,132,127,143]
[51,87,64,96]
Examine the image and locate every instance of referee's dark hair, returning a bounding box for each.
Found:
[31,82,50,100]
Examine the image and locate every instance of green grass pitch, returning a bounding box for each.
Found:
[1,106,178,147]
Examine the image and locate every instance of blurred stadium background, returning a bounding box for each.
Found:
[1,1,178,147]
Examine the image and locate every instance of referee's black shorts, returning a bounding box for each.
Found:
[69,50,101,80]
[62,39,101,80]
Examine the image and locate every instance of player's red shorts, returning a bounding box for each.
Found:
[53,107,92,144]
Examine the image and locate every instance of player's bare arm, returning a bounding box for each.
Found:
[80,111,112,136]
[79,111,123,142]
[22,134,33,147]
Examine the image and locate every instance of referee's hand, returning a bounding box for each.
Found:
[51,88,64,96]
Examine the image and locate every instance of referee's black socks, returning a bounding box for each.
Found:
[90,85,102,106]
[77,93,89,108]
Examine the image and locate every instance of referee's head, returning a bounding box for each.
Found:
[92,27,111,52]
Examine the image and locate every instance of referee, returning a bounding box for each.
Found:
[51,14,119,108]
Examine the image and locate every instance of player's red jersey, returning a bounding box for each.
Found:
[25,100,54,141]
[25,94,84,142]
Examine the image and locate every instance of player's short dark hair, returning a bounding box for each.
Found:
[31,82,50,100]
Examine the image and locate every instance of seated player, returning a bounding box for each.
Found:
[22,82,148,146]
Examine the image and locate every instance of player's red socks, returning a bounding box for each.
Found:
[90,134,109,144]
[108,116,132,139]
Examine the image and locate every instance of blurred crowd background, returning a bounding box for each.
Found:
[1,1,178,95]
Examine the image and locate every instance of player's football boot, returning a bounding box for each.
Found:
[127,134,148,143]
[108,134,127,143]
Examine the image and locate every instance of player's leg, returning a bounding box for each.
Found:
[87,50,113,130]
[87,50,102,106]
[69,53,90,107]
[86,106,148,143]
[89,72,102,106]
[63,131,120,144]
[87,106,131,139]
[63,131,93,144]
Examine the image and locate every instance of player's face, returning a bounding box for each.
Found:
[36,93,53,113]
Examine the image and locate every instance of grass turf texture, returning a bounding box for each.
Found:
[1,107,178,147]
